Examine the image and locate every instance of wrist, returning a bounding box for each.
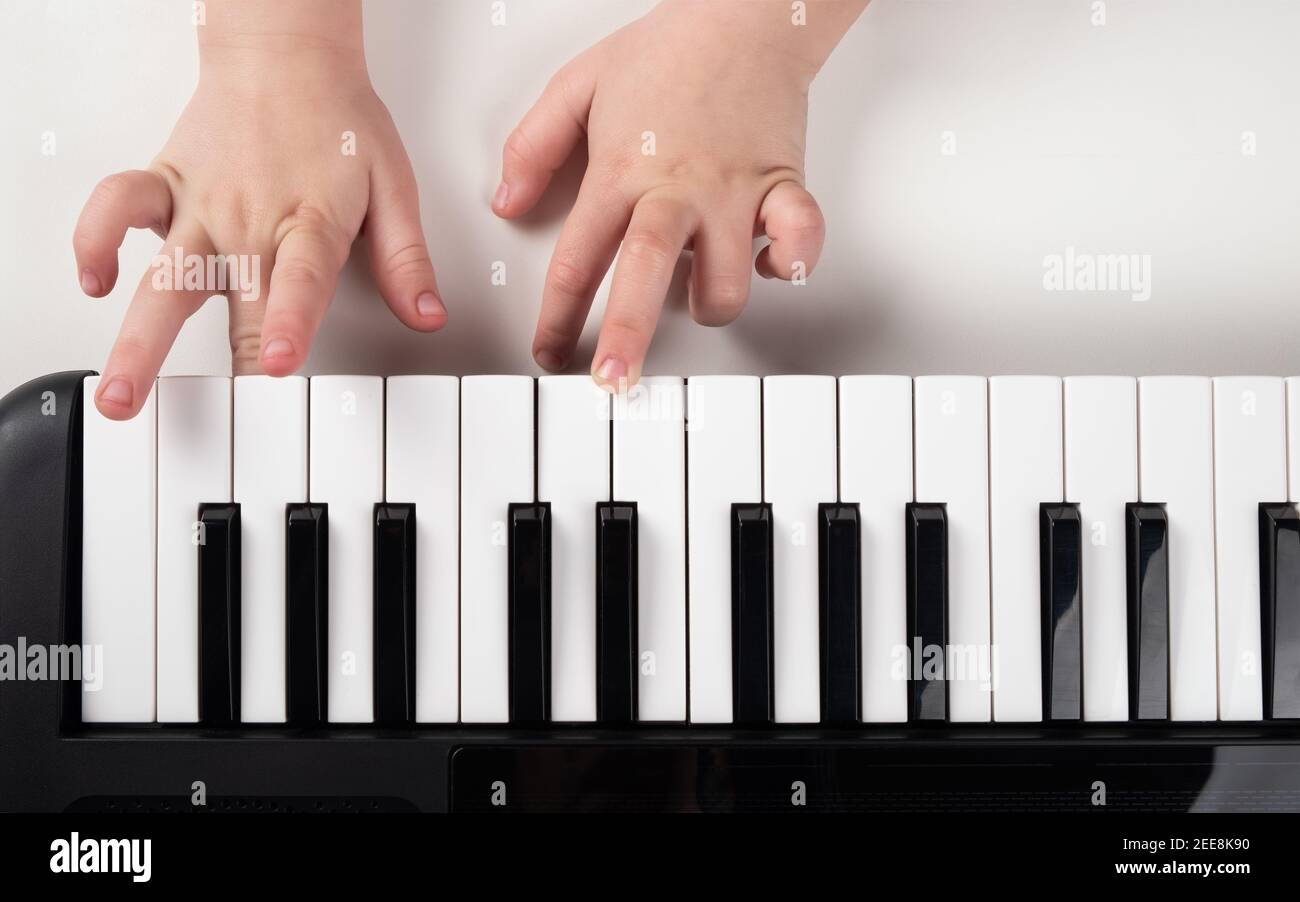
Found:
[196,0,369,96]
[652,0,867,85]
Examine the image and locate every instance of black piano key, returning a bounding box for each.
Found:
[198,503,241,726]
[731,503,774,726]
[1040,503,1083,721]
[596,502,638,726]
[819,503,861,725]
[1126,502,1170,721]
[508,502,552,724]
[905,503,948,722]
[374,503,416,725]
[1260,502,1300,719]
[286,503,328,727]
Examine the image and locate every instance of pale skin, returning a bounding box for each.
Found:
[74,0,445,420]
[496,0,869,388]
[76,0,867,419]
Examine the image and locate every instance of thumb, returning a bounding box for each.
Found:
[755,181,826,281]
[493,58,596,219]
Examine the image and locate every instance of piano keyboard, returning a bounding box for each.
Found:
[66,372,1300,728]
[10,367,1300,812]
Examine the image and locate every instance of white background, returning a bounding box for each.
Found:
[2,0,1298,397]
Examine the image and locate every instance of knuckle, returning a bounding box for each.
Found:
[229,329,263,370]
[72,227,103,258]
[602,311,652,344]
[92,172,134,206]
[546,256,592,301]
[273,259,330,292]
[593,149,641,188]
[546,64,578,104]
[108,331,156,369]
[779,199,826,239]
[204,189,270,239]
[504,127,540,167]
[381,241,433,280]
[696,277,750,325]
[533,322,576,353]
[621,229,679,274]
[76,175,137,251]
[545,62,587,121]
[280,202,337,237]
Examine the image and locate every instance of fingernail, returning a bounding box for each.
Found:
[535,348,565,371]
[492,182,509,212]
[593,355,627,390]
[80,268,102,296]
[99,377,132,406]
[262,338,295,360]
[416,291,446,318]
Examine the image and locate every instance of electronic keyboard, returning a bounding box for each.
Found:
[3,370,1300,813]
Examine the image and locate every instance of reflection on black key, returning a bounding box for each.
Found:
[1040,503,1082,721]
[286,503,328,727]
[509,503,551,724]
[597,502,637,726]
[906,503,948,722]
[731,503,773,725]
[1126,502,1169,721]
[198,503,241,726]
[819,503,861,725]
[1260,502,1300,719]
[374,503,416,725]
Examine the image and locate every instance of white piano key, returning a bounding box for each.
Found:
[613,376,687,722]
[538,376,610,722]
[914,376,992,722]
[1138,377,1217,721]
[763,376,837,724]
[1213,377,1284,721]
[1288,377,1300,503]
[1064,376,1137,722]
[988,377,1061,722]
[386,376,460,723]
[233,376,306,723]
[838,376,912,723]
[82,376,156,722]
[460,376,535,723]
[686,376,762,724]
[309,376,384,723]
[156,377,231,723]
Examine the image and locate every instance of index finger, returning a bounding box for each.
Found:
[95,224,215,420]
[590,192,696,391]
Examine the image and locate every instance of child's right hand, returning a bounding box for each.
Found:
[73,0,445,420]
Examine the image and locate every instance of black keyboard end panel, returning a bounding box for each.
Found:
[0,371,95,808]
